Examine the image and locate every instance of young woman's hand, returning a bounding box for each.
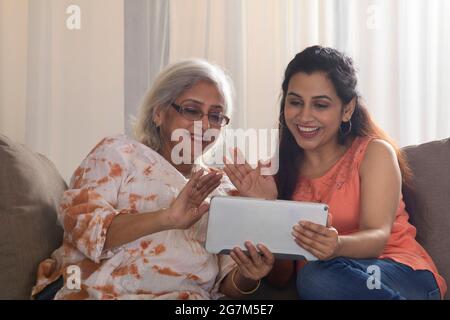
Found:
[165,169,222,229]
[230,242,275,281]
[223,148,278,200]
[291,214,341,261]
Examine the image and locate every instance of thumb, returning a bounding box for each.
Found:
[188,202,209,224]
[198,202,210,216]
[327,213,333,227]
[256,160,262,175]
[260,159,272,167]
[260,159,274,176]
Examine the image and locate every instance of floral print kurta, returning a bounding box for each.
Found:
[32,134,236,300]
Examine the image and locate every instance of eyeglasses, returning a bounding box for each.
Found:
[171,103,230,127]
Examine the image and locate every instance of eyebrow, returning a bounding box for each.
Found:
[287,92,333,101]
[180,99,224,110]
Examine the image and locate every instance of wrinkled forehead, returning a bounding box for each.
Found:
[176,80,228,111]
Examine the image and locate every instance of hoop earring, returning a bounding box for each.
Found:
[339,120,352,137]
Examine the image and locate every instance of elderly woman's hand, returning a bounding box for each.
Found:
[164,169,222,230]
[230,242,275,281]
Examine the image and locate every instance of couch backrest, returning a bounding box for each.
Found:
[402,138,450,300]
[0,134,66,299]
[1,133,448,299]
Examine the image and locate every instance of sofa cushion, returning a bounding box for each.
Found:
[402,138,450,300]
[0,134,66,299]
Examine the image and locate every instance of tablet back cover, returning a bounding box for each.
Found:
[205,196,328,261]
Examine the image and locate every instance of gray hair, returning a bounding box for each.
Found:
[132,59,234,151]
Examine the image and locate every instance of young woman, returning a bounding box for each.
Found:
[224,46,446,300]
[32,59,273,300]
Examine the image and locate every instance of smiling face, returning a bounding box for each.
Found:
[154,80,225,165]
[283,71,355,152]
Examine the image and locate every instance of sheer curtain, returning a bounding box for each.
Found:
[167,0,450,147]
[2,0,449,182]
[335,0,450,146]
[124,0,170,135]
[0,0,124,182]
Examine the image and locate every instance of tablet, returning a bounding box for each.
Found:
[205,196,329,261]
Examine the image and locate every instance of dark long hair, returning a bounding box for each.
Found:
[276,46,412,200]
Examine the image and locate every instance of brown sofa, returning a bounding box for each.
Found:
[1,134,449,300]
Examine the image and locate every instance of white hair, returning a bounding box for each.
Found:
[132,59,234,151]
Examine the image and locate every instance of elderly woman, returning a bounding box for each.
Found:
[32,59,274,300]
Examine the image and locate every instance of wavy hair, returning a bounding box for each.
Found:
[132,59,234,151]
[277,46,412,200]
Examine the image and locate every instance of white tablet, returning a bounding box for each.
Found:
[205,196,329,261]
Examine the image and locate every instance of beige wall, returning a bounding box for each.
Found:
[0,0,124,182]
[0,0,28,143]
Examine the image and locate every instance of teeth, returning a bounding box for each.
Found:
[298,126,320,132]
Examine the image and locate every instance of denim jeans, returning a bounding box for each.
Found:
[297,257,441,300]
[34,276,64,300]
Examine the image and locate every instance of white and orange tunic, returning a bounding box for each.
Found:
[32,134,236,300]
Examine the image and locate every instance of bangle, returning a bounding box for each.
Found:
[231,268,261,295]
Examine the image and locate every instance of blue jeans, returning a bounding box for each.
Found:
[297,257,441,300]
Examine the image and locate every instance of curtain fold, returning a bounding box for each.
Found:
[25,0,52,157]
[167,0,450,146]
[0,0,124,182]
[124,0,170,135]
[1,0,449,183]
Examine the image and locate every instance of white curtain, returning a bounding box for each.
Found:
[124,0,170,135]
[0,0,124,182]
[167,0,450,147]
[2,0,449,183]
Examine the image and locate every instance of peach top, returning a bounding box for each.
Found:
[32,135,236,300]
[292,136,447,299]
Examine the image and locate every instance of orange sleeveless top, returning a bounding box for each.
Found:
[292,136,447,299]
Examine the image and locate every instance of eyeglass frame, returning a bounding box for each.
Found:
[170,102,230,127]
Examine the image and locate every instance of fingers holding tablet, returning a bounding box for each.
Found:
[257,244,276,266]
[229,241,275,281]
[292,220,340,261]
